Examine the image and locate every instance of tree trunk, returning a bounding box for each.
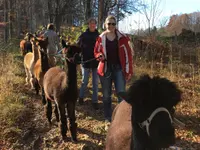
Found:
[116,2,119,27]
[48,0,53,23]
[8,0,13,39]
[98,0,104,29]
[55,14,62,33]
[4,0,8,42]
[16,1,21,38]
[85,0,92,22]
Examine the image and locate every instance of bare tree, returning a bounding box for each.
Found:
[140,0,164,36]
[4,0,8,42]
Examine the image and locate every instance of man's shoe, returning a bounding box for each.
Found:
[92,103,99,110]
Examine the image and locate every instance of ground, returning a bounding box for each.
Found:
[0,49,199,150]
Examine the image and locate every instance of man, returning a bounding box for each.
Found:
[44,23,61,67]
[77,18,99,109]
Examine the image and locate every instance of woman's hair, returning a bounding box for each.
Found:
[47,23,54,30]
[105,15,116,24]
[104,15,117,29]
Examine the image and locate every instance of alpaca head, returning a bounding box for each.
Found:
[118,74,182,149]
[63,44,81,64]
[31,37,48,54]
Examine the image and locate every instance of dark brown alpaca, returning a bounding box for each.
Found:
[43,45,81,142]
[106,75,182,150]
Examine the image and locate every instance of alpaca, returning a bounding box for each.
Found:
[20,39,27,56]
[43,45,81,142]
[20,33,33,56]
[23,37,40,91]
[33,37,49,99]
[106,74,182,150]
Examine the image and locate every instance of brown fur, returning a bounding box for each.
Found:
[24,52,34,87]
[32,37,49,97]
[34,59,43,88]
[43,45,81,142]
[23,38,40,91]
[106,101,132,150]
[20,39,26,56]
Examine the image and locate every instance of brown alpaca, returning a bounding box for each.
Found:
[106,75,182,150]
[107,100,132,150]
[20,40,26,56]
[32,37,49,98]
[23,38,40,91]
[43,45,81,142]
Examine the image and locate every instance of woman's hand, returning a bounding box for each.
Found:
[97,53,105,61]
[126,74,132,82]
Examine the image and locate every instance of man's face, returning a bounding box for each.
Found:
[89,20,97,32]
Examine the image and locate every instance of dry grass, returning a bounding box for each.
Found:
[0,44,199,150]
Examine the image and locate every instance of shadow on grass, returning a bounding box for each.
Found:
[175,113,200,136]
[175,137,200,150]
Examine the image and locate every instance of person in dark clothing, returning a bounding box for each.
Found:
[77,18,99,109]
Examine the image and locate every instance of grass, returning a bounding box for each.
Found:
[0,44,33,147]
[0,42,199,149]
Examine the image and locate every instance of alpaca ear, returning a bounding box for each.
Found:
[33,37,39,42]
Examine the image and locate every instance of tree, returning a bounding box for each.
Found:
[97,0,141,29]
[3,0,8,42]
[140,0,163,36]
[85,0,92,22]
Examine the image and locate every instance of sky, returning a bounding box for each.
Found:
[118,0,200,33]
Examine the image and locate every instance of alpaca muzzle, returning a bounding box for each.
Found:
[139,107,173,137]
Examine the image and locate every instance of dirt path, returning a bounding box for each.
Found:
[13,84,108,150]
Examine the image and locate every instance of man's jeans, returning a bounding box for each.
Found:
[79,66,98,103]
[99,64,126,121]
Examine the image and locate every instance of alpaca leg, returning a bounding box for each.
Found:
[45,99,52,124]
[29,61,35,89]
[24,67,30,85]
[67,101,77,142]
[34,79,40,95]
[58,103,68,140]
[29,77,35,89]
[41,88,46,105]
[54,103,59,122]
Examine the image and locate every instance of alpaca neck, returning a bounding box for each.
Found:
[40,51,50,73]
[32,45,39,63]
[66,61,77,90]
[132,123,147,150]
[132,108,160,150]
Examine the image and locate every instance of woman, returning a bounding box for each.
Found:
[94,15,134,125]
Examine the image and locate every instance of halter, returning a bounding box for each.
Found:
[139,107,173,136]
[65,53,78,63]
